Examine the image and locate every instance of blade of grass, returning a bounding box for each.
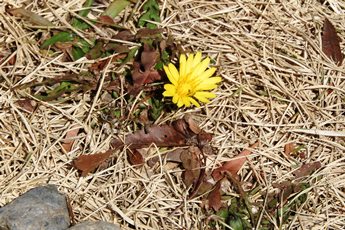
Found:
[41,31,74,49]
[71,0,94,30]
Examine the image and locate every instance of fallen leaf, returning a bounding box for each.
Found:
[322,18,343,65]
[113,30,135,41]
[127,149,144,167]
[111,124,185,149]
[181,147,201,188]
[15,98,37,113]
[130,44,161,94]
[184,115,201,134]
[212,142,259,181]
[284,142,295,157]
[73,150,113,176]
[293,161,321,179]
[61,127,80,153]
[136,28,163,39]
[208,181,222,211]
[8,7,54,26]
[98,15,115,25]
[111,117,209,149]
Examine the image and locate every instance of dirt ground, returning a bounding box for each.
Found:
[1,0,345,229]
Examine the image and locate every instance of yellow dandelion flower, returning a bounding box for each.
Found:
[162,52,222,107]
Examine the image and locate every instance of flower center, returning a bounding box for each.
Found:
[177,82,193,97]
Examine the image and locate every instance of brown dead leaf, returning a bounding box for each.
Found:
[127,149,144,167]
[322,18,343,65]
[184,115,201,134]
[73,150,113,176]
[113,30,135,41]
[136,28,164,39]
[98,15,115,25]
[181,147,201,188]
[61,127,80,153]
[15,98,37,113]
[111,117,209,150]
[284,142,295,157]
[111,124,186,149]
[212,142,259,181]
[293,161,321,179]
[130,44,161,94]
[207,181,222,211]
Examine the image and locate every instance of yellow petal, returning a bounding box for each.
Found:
[179,54,187,78]
[163,65,177,85]
[191,52,202,68]
[194,91,215,103]
[195,76,222,90]
[195,84,218,91]
[163,84,176,97]
[191,57,210,78]
[173,94,179,104]
[186,53,194,74]
[198,67,217,80]
[182,96,191,107]
[168,63,180,82]
[189,97,201,107]
[177,98,184,107]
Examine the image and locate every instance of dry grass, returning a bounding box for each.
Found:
[1,0,345,229]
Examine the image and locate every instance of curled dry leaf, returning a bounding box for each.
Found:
[181,147,201,188]
[15,98,37,113]
[73,150,113,176]
[130,44,161,94]
[293,161,321,179]
[322,18,343,65]
[111,117,210,150]
[127,149,144,167]
[212,142,259,181]
[61,127,80,153]
[284,142,295,158]
[207,181,222,211]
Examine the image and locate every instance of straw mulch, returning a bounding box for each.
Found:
[1,0,345,229]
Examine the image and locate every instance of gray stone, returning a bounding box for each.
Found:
[68,221,121,230]
[0,185,70,230]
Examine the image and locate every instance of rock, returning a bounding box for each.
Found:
[0,185,70,230]
[68,221,121,230]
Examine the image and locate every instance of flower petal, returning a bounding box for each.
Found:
[179,54,187,78]
[168,63,180,81]
[191,52,202,68]
[182,96,191,107]
[195,76,222,90]
[186,53,194,74]
[189,97,201,107]
[198,67,217,80]
[163,65,177,85]
[177,98,184,107]
[194,91,216,103]
[163,84,176,97]
[173,94,179,104]
[191,57,210,78]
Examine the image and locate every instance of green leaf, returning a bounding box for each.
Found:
[103,0,130,18]
[41,32,74,49]
[138,0,160,29]
[71,0,94,30]
[148,97,163,121]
